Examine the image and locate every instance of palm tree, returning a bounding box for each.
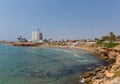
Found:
[102,36,109,41]
[109,32,116,42]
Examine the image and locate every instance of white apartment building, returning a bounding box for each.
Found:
[32,31,43,43]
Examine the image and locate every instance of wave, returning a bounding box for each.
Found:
[74,54,80,57]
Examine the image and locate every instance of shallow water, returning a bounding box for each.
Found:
[0,45,107,84]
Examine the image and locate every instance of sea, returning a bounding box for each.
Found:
[0,44,107,84]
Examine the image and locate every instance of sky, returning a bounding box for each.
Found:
[0,0,120,41]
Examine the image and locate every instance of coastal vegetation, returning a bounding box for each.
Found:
[101,32,120,42]
[96,32,120,48]
[96,41,119,48]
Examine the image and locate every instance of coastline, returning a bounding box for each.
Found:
[74,45,120,84]
[11,42,120,84]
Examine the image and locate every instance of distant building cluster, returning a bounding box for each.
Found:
[32,29,43,43]
[17,36,27,42]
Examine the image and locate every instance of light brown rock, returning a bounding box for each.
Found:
[104,70,114,78]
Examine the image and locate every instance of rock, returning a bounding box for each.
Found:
[95,66,105,72]
[83,72,91,78]
[116,55,120,64]
[85,77,92,83]
[12,42,36,46]
[93,79,103,84]
[108,58,116,64]
[109,51,118,59]
[96,72,104,79]
[101,55,108,60]
[79,77,85,84]
[75,47,120,84]
[99,48,108,53]
[104,70,114,78]
[83,72,95,78]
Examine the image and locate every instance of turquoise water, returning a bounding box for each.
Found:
[0,44,107,84]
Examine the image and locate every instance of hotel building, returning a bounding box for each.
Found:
[32,30,43,43]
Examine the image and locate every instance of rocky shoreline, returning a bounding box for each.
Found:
[12,42,37,46]
[75,46,120,84]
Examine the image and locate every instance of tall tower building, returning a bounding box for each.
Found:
[32,29,43,43]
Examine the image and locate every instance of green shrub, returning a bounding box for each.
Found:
[103,42,119,48]
[96,40,104,46]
